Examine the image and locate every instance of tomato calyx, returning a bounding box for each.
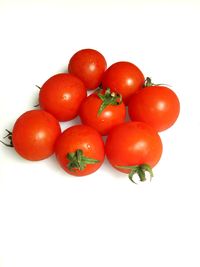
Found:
[116,163,154,184]
[144,77,170,88]
[97,88,122,115]
[0,129,13,147]
[67,149,100,172]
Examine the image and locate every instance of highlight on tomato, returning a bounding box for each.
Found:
[68,48,107,90]
[39,73,86,122]
[55,125,105,176]
[128,77,180,132]
[1,110,61,161]
[102,61,145,105]
[105,121,163,183]
[79,88,126,136]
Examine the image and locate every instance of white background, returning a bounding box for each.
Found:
[0,0,200,266]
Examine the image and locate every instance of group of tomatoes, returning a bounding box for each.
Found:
[1,49,180,183]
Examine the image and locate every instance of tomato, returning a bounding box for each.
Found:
[11,110,61,161]
[128,78,180,132]
[68,48,107,90]
[102,61,144,105]
[79,88,126,135]
[39,73,86,122]
[105,122,162,183]
[55,125,105,176]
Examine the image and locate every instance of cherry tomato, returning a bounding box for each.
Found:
[12,110,61,161]
[39,73,86,122]
[105,122,162,183]
[55,125,105,176]
[128,78,180,132]
[102,61,144,105]
[79,88,126,136]
[68,48,107,90]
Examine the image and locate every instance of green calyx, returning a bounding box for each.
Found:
[144,77,170,88]
[0,129,13,147]
[116,163,154,184]
[97,88,122,115]
[67,149,100,172]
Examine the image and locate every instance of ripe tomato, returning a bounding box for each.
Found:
[55,125,105,176]
[105,122,162,183]
[79,88,126,136]
[39,73,86,122]
[128,78,180,132]
[102,61,144,105]
[12,110,61,161]
[68,48,107,90]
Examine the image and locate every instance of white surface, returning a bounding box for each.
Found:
[0,1,200,267]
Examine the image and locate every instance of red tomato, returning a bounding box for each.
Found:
[12,110,61,161]
[102,61,144,105]
[55,125,105,176]
[39,73,86,122]
[68,48,107,90]
[128,80,180,132]
[105,122,162,183]
[79,89,126,135]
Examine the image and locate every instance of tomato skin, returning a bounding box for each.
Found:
[102,61,144,105]
[68,49,107,90]
[105,122,162,174]
[79,93,126,136]
[55,125,105,176]
[39,73,86,122]
[128,86,180,132]
[12,110,61,161]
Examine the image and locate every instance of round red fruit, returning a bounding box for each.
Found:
[102,61,144,105]
[55,125,105,176]
[68,48,107,90]
[12,110,61,161]
[128,78,180,132]
[79,88,126,135]
[105,121,162,183]
[39,73,86,122]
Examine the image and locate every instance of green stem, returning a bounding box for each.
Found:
[97,88,122,115]
[0,129,13,147]
[116,164,154,184]
[34,85,41,107]
[144,77,170,88]
[67,149,100,172]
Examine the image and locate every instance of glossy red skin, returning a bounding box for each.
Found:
[39,73,86,122]
[68,49,107,90]
[128,86,180,132]
[102,61,145,105]
[79,92,126,136]
[12,110,61,161]
[105,122,162,174]
[55,125,105,176]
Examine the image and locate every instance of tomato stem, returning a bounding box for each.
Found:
[35,85,41,90]
[144,77,171,88]
[97,88,122,115]
[0,129,13,147]
[116,164,153,184]
[34,85,41,107]
[67,149,100,172]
